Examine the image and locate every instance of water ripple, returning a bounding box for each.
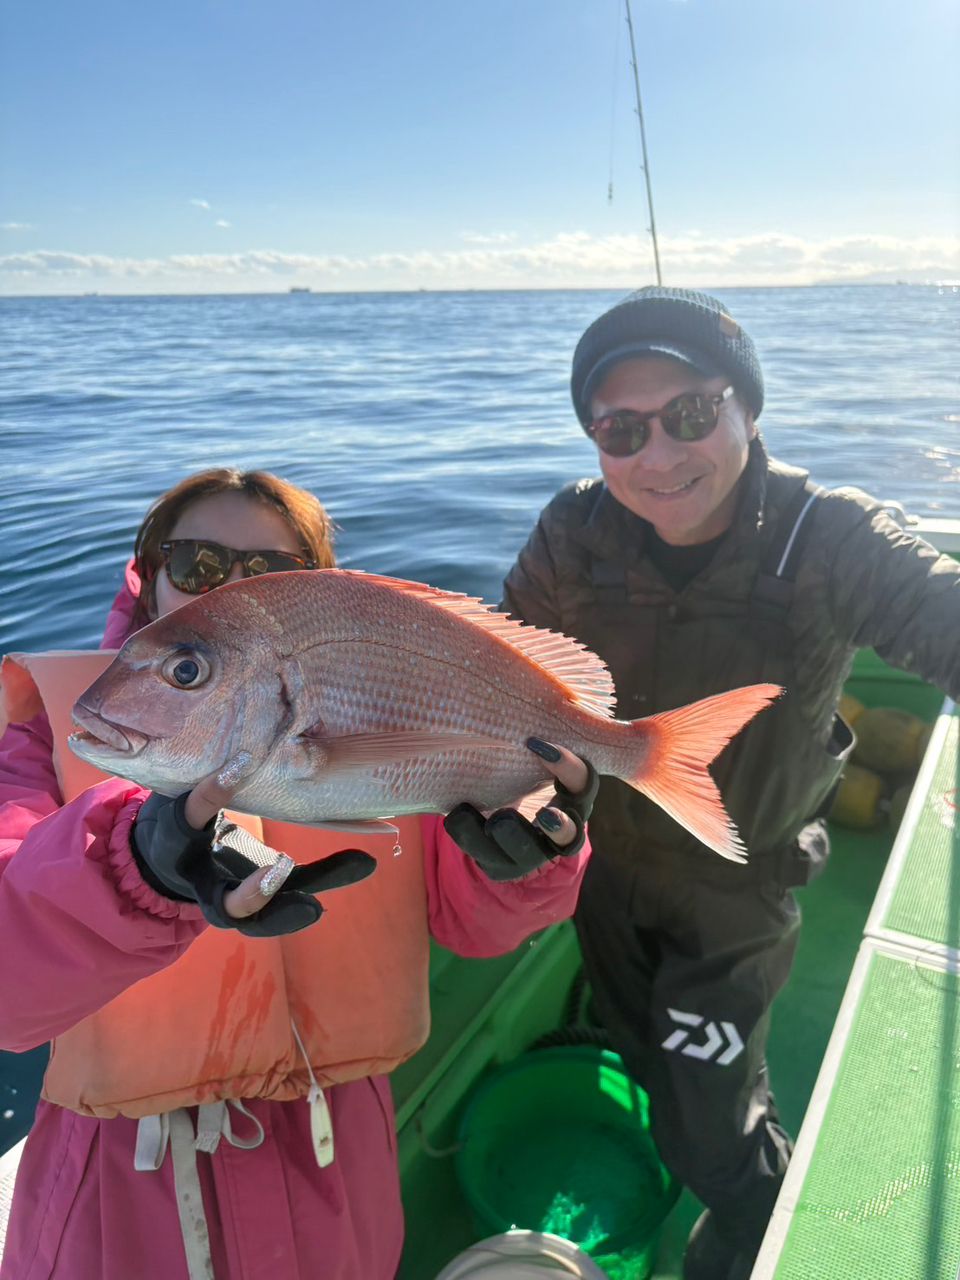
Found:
[1,285,957,652]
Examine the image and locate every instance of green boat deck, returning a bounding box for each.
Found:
[754,699,959,1280]
[866,708,960,958]
[393,657,950,1278]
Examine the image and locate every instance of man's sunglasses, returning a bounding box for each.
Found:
[159,540,317,594]
[587,386,734,458]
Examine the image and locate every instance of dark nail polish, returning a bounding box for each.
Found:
[536,807,564,832]
[527,736,561,763]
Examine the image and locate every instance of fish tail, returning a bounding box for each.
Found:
[623,683,781,863]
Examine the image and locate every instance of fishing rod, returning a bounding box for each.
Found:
[623,0,662,284]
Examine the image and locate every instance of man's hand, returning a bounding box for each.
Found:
[132,754,376,937]
[443,739,598,882]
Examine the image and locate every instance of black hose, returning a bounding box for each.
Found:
[561,964,606,1028]
[526,964,615,1052]
[563,965,590,1026]
[527,1025,614,1052]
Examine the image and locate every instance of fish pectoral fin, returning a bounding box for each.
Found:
[308,818,400,836]
[322,731,504,769]
[507,781,557,823]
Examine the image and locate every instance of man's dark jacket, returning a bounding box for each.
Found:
[502,440,960,871]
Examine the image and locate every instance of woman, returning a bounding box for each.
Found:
[0,469,594,1280]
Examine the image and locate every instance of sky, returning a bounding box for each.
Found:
[1,0,958,294]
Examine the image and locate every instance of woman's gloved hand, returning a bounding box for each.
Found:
[132,757,376,937]
[443,738,598,882]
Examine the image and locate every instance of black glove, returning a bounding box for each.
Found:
[443,760,599,882]
[132,792,377,937]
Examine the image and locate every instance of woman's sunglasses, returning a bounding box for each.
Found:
[588,386,734,458]
[159,540,317,594]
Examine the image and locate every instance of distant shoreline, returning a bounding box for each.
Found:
[2,280,956,301]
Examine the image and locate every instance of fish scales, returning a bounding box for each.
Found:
[68,570,781,861]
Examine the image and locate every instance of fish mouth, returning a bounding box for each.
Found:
[70,704,149,757]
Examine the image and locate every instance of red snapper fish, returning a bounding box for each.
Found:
[69,570,779,862]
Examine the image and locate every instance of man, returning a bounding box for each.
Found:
[501,286,960,1280]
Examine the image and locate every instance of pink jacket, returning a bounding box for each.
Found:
[0,575,589,1280]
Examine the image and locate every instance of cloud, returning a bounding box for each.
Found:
[1,222,33,231]
[189,199,211,210]
[215,219,231,228]
[0,251,167,276]
[460,231,518,245]
[1,230,957,292]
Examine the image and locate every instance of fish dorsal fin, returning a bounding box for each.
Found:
[335,570,617,719]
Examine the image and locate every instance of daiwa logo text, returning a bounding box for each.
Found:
[661,1008,744,1065]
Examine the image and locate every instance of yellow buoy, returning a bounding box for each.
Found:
[829,764,885,829]
[838,693,865,727]
[851,707,926,774]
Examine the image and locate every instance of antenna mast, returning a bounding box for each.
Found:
[623,0,662,284]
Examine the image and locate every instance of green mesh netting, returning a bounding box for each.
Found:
[774,948,960,1279]
[879,713,960,949]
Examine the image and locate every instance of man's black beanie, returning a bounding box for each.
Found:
[571,286,764,426]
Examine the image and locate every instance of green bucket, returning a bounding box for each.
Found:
[455,1047,680,1280]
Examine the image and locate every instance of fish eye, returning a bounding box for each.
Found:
[161,650,211,690]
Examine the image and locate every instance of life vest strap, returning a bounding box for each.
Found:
[308,1082,335,1169]
[134,1101,267,1280]
[292,1017,335,1168]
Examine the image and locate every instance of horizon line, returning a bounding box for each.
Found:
[3,280,957,301]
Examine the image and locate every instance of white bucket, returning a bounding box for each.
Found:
[433,1230,610,1279]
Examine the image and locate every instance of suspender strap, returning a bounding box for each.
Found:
[765,479,825,580]
[751,479,825,611]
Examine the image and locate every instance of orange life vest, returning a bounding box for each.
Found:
[1,651,432,1120]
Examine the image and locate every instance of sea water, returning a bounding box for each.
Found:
[2,283,958,655]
